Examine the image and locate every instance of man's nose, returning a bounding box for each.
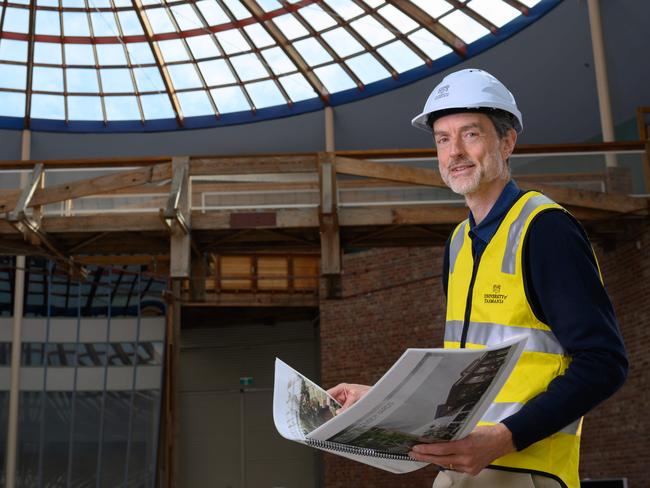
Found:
[448,134,464,157]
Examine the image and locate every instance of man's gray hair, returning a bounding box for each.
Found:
[427,108,518,139]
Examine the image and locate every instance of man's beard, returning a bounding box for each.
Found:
[442,156,508,196]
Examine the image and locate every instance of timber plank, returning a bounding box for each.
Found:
[334,156,446,187]
[517,180,648,214]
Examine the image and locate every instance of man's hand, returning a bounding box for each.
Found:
[408,423,516,476]
[327,383,371,412]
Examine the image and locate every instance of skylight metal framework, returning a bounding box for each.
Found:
[0,0,556,131]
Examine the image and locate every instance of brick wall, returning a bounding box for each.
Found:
[580,222,650,488]
[319,247,445,487]
[319,226,649,487]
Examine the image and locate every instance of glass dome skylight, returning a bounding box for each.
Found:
[0,0,558,131]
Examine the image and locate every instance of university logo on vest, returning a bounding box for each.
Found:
[484,284,507,304]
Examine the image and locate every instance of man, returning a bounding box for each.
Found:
[328,69,628,488]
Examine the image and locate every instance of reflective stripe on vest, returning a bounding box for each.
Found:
[502,194,554,274]
[449,219,468,274]
[445,320,565,355]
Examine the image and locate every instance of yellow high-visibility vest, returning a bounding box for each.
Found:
[446,191,582,488]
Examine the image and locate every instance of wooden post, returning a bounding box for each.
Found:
[162,280,182,487]
[168,157,191,278]
[318,154,341,298]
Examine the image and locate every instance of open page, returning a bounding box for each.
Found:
[272,359,341,443]
[273,336,526,473]
[310,336,526,450]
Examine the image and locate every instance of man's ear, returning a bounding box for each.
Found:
[500,128,517,160]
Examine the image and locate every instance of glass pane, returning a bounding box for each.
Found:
[68,96,104,120]
[171,4,203,31]
[257,0,281,11]
[39,393,71,485]
[176,90,213,117]
[91,12,119,37]
[313,63,356,92]
[215,29,251,54]
[0,92,25,118]
[246,80,285,108]
[117,11,144,36]
[261,47,296,75]
[167,64,203,90]
[230,53,268,81]
[145,7,176,34]
[326,0,364,20]
[17,392,41,484]
[0,39,28,62]
[63,12,91,37]
[0,64,27,90]
[279,73,315,102]
[408,29,453,60]
[100,69,135,93]
[321,27,363,57]
[69,392,102,487]
[196,0,230,26]
[298,4,336,31]
[468,0,520,27]
[349,16,394,46]
[133,67,166,92]
[34,42,62,64]
[127,391,160,486]
[67,68,100,93]
[293,38,332,66]
[96,44,128,66]
[439,9,490,43]
[158,39,190,63]
[99,392,130,487]
[377,4,419,33]
[377,40,423,72]
[140,93,175,119]
[243,23,275,49]
[186,35,220,60]
[125,42,155,65]
[198,59,236,86]
[3,8,30,34]
[104,96,140,120]
[410,0,453,18]
[65,44,96,66]
[211,86,250,113]
[33,67,64,92]
[35,10,60,36]
[346,53,390,84]
[222,0,251,20]
[273,13,309,40]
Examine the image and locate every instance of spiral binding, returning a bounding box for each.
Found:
[306,438,420,462]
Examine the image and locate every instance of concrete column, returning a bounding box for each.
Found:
[587,0,617,167]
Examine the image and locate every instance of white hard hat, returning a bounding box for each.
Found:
[411,68,523,133]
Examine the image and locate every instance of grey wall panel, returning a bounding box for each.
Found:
[180,319,318,488]
[0,129,23,160]
[29,109,325,160]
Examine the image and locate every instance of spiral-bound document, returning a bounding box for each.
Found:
[272,336,527,474]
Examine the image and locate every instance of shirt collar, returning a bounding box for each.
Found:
[468,180,521,245]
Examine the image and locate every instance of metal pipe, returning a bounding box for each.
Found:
[587,0,617,167]
[5,129,31,488]
[325,106,335,152]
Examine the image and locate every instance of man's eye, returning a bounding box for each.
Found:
[436,137,449,145]
[464,131,479,139]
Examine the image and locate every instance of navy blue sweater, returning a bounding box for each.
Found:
[442,180,628,450]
